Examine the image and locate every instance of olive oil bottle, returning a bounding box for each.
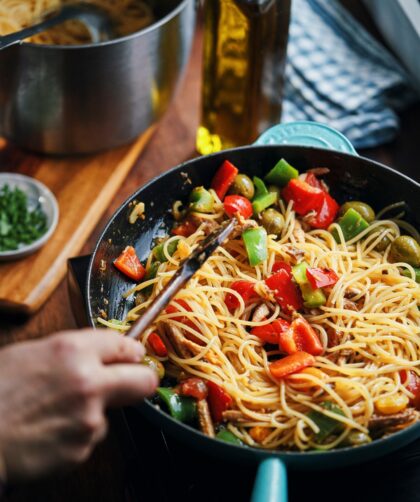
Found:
[196,0,291,155]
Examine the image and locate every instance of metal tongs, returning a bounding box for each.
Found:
[126,218,237,340]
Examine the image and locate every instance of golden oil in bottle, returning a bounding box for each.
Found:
[197,0,291,155]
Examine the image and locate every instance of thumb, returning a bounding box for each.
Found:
[100,364,158,407]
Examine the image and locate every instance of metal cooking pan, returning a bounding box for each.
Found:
[86,123,420,501]
[0,0,195,154]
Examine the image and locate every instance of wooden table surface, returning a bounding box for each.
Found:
[2,4,420,501]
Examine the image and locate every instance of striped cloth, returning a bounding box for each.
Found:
[282,0,419,149]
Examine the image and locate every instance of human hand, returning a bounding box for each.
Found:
[0,329,157,482]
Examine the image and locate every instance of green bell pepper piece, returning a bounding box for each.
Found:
[143,261,161,295]
[153,239,179,262]
[156,387,197,423]
[301,283,326,308]
[242,227,268,266]
[252,192,277,215]
[145,261,160,280]
[401,267,420,283]
[264,158,299,187]
[332,208,369,242]
[252,176,269,199]
[216,428,243,445]
[292,262,326,308]
[307,401,345,442]
[189,186,214,213]
[291,261,308,285]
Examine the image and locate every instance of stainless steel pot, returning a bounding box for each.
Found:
[0,0,195,154]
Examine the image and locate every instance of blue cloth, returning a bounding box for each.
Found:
[282,0,419,149]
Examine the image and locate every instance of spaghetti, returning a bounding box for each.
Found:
[0,0,154,44]
[101,161,420,452]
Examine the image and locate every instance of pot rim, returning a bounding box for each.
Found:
[20,0,192,51]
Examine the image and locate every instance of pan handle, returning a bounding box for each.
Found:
[251,458,288,502]
[254,120,358,156]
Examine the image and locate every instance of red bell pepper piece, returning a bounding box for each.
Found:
[172,218,197,237]
[401,370,420,409]
[282,179,324,216]
[148,332,168,357]
[211,160,239,200]
[225,281,258,312]
[180,378,208,400]
[269,351,316,379]
[265,270,303,312]
[283,178,339,230]
[206,381,233,422]
[223,195,253,219]
[306,267,339,289]
[250,318,291,345]
[113,246,145,282]
[305,191,339,229]
[290,317,323,356]
[279,328,299,355]
[272,261,292,274]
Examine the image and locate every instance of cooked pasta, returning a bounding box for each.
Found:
[101,160,420,451]
[0,0,154,44]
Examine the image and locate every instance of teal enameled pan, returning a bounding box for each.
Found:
[86,122,420,502]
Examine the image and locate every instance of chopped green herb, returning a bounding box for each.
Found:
[0,184,47,252]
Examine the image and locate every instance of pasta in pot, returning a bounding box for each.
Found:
[0,0,154,44]
[101,160,420,452]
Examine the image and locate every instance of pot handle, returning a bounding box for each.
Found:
[254,120,358,156]
[251,458,288,502]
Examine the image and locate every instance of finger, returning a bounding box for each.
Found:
[100,364,158,407]
[83,330,145,364]
[91,417,109,445]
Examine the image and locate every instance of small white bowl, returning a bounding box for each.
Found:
[0,173,59,261]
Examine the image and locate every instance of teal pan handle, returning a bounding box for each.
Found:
[251,458,288,502]
[250,121,357,502]
[254,120,358,156]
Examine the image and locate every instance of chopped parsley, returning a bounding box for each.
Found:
[0,184,47,252]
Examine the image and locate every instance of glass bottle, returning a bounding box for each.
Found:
[196,0,291,155]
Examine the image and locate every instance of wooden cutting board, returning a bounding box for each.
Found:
[0,128,154,316]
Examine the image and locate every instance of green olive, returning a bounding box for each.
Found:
[339,201,375,223]
[368,225,392,252]
[260,208,284,236]
[375,235,392,252]
[229,174,255,200]
[389,235,420,267]
[143,355,165,380]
